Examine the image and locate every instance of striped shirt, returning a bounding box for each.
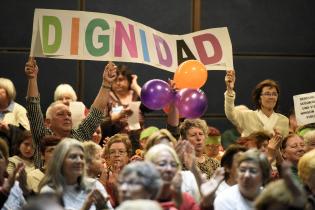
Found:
[26,96,104,168]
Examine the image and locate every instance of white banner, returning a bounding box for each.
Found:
[293,92,315,126]
[30,9,233,72]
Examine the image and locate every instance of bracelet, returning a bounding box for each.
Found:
[226,90,235,97]
[102,84,111,89]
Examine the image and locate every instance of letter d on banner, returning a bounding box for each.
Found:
[42,16,62,54]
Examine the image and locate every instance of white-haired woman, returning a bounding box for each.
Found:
[83,141,106,179]
[117,161,162,202]
[39,138,113,210]
[145,144,200,210]
[54,84,78,106]
[0,77,29,130]
[303,130,315,152]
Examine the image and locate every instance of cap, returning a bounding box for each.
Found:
[140,126,159,141]
[205,136,221,145]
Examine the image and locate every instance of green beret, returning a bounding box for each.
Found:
[140,126,159,141]
[205,136,220,145]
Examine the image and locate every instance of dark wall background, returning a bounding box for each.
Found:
[1,0,314,133]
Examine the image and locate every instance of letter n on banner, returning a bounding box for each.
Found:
[114,21,138,58]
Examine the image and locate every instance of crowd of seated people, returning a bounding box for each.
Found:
[1,59,315,210]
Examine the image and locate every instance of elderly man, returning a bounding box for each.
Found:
[25,58,117,168]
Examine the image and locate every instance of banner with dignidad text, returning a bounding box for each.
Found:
[30,9,233,72]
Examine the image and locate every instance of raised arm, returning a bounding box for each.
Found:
[73,62,118,141]
[25,57,39,98]
[166,80,180,138]
[91,62,117,111]
[24,57,47,168]
[130,74,141,97]
[225,69,235,96]
[224,70,241,128]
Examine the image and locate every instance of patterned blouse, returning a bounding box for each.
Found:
[197,154,220,179]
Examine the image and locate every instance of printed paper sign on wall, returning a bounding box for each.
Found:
[293,92,315,126]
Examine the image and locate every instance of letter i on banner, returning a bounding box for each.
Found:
[70,17,80,55]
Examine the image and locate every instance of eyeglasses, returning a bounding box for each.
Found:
[109,149,127,156]
[261,92,278,97]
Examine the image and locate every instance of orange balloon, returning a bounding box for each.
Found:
[174,60,208,89]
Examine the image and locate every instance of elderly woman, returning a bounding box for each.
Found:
[280,134,305,180]
[39,138,113,210]
[101,133,132,208]
[145,144,200,210]
[0,77,30,130]
[144,129,177,152]
[224,70,289,137]
[83,141,106,179]
[117,161,162,202]
[54,84,78,106]
[298,149,315,210]
[179,119,220,180]
[214,149,270,210]
[303,130,315,152]
[143,128,201,203]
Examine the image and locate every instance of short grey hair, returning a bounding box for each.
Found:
[45,101,65,120]
[54,84,77,102]
[303,130,315,146]
[236,148,270,185]
[179,118,208,140]
[118,161,162,200]
[0,77,16,101]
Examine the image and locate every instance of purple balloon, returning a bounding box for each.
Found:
[175,88,208,118]
[141,79,173,110]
